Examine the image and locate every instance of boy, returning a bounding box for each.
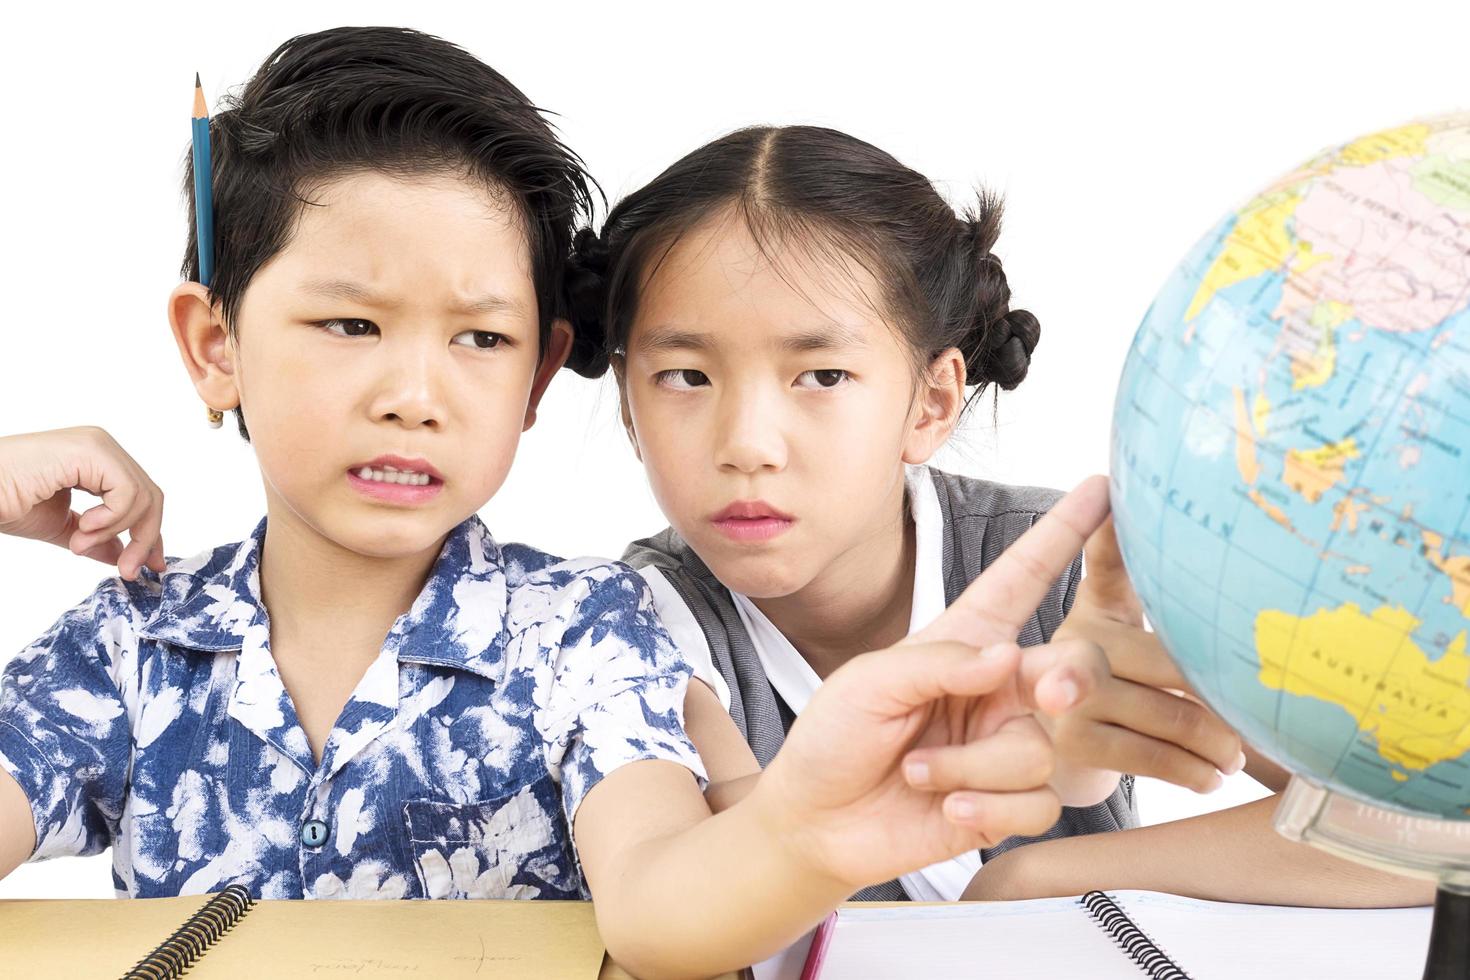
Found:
[0,26,1113,977]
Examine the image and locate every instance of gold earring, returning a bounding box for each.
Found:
[206,407,224,429]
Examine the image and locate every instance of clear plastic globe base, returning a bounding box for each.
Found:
[1275,775,1470,979]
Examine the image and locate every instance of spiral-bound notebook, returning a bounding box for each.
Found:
[755,889,1432,980]
[0,887,616,978]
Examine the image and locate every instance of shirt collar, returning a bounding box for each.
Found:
[904,463,948,633]
[138,515,511,682]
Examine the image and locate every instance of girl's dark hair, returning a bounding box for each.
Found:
[563,125,1039,407]
[181,26,596,439]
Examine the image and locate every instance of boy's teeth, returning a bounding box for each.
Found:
[355,467,431,486]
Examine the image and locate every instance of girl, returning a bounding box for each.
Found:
[0,30,1123,979]
[558,124,1434,907]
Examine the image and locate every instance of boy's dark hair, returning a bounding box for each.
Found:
[563,125,1039,412]
[182,26,596,439]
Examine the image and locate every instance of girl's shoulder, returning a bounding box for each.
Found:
[920,468,1083,633]
[923,467,1067,524]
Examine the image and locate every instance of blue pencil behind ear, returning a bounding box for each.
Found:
[191,73,214,288]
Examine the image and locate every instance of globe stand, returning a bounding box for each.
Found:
[1274,776,1470,979]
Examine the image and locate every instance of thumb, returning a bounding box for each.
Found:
[830,641,1023,717]
[1074,515,1144,627]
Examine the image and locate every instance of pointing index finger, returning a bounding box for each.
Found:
[910,475,1110,648]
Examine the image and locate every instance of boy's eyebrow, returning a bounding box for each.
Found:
[301,278,525,316]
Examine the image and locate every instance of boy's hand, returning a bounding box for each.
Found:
[752,477,1115,893]
[0,427,166,580]
[1047,516,1244,803]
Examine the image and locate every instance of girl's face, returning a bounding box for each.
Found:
[175,170,569,561]
[619,210,959,598]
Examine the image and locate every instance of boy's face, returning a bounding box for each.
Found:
[618,211,953,599]
[178,170,568,560]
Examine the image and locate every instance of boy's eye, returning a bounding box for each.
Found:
[451,330,505,350]
[795,369,850,389]
[654,369,711,390]
[318,318,379,338]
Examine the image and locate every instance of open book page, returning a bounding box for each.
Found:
[1108,890,1433,980]
[751,898,1140,980]
[751,892,1435,980]
[0,896,607,978]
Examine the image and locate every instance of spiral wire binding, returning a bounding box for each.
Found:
[120,883,254,979]
[1081,891,1192,980]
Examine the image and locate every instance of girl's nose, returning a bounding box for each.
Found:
[715,389,787,474]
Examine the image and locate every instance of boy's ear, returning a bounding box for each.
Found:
[901,347,966,465]
[523,319,574,431]
[168,282,239,413]
[609,354,642,461]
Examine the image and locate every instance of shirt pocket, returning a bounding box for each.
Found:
[402,773,581,900]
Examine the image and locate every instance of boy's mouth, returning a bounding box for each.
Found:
[346,455,445,504]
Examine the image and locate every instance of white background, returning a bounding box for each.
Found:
[2,0,1465,897]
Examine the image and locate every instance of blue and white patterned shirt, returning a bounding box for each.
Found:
[0,515,706,900]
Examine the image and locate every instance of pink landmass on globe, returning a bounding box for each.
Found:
[1276,161,1470,333]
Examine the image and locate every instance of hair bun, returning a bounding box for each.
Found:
[564,227,612,378]
[955,202,1040,392]
[981,308,1040,390]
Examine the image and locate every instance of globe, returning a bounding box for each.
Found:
[1111,112,1470,822]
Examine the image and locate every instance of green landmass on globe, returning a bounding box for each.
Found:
[1111,112,1470,820]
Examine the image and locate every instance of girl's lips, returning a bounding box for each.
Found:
[710,515,795,542]
[346,470,444,505]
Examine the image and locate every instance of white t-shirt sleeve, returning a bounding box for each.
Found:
[636,566,731,710]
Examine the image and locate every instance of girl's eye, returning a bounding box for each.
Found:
[319,318,378,338]
[451,330,505,350]
[654,369,711,390]
[795,369,850,389]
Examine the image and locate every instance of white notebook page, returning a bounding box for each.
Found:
[1109,890,1432,980]
[752,892,1434,980]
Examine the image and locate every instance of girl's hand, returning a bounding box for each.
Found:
[751,477,1115,893]
[1048,516,1244,803]
[0,427,166,581]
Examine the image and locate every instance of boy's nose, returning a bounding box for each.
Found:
[371,351,445,430]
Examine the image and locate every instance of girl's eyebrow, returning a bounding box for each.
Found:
[634,324,870,356]
[633,327,711,354]
[300,278,524,316]
[780,324,869,353]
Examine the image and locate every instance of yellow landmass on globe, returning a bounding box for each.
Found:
[1233,387,1262,485]
[1291,302,1348,390]
[1283,439,1359,503]
[1332,495,1369,533]
[1336,123,1432,167]
[1186,192,1304,322]
[1250,490,1295,531]
[1257,603,1470,772]
[1252,392,1271,436]
[1232,387,1296,531]
[1422,530,1470,617]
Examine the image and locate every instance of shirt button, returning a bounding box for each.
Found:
[301,818,330,848]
